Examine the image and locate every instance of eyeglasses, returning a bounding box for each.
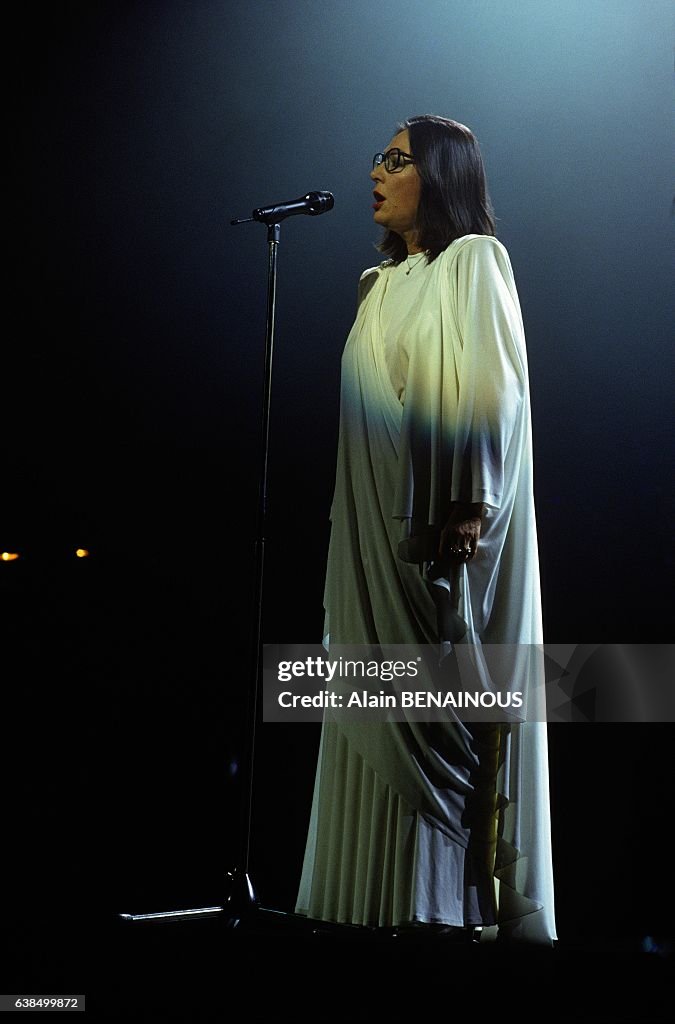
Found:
[372,148,415,173]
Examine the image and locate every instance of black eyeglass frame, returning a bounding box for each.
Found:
[372,148,415,173]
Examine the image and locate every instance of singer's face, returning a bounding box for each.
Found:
[370,129,421,250]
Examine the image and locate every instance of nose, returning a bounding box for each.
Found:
[370,164,384,183]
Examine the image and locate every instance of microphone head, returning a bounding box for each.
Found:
[305,191,335,215]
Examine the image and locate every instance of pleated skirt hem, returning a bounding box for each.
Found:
[295,721,497,929]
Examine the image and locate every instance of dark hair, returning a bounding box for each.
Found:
[377,114,496,264]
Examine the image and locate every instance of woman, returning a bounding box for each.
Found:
[295,115,557,944]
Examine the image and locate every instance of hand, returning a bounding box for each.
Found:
[438,502,485,563]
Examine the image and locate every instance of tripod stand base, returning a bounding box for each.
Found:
[223,868,259,928]
[119,905,225,924]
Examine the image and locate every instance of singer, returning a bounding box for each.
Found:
[295,115,557,943]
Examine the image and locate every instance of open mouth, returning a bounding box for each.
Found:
[372,191,385,210]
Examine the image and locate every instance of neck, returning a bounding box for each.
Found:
[401,228,423,254]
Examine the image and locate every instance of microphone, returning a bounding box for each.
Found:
[231,191,334,226]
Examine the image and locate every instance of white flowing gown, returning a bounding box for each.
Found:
[295,234,557,944]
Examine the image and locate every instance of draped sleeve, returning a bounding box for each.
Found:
[392,233,529,531]
[449,235,526,510]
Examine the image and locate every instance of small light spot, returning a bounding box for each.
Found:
[75,549,90,558]
[1,552,20,562]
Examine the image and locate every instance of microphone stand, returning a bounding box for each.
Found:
[119,205,332,936]
[223,216,281,923]
[222,197,332,923]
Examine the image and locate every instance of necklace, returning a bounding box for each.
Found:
[405,252,426,275]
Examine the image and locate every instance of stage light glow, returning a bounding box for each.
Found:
[1,552,20,562]
[75,548,90,558]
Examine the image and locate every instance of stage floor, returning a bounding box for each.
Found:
[5,906,672,1022]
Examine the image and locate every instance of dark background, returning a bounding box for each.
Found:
[4,0,673,1009]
